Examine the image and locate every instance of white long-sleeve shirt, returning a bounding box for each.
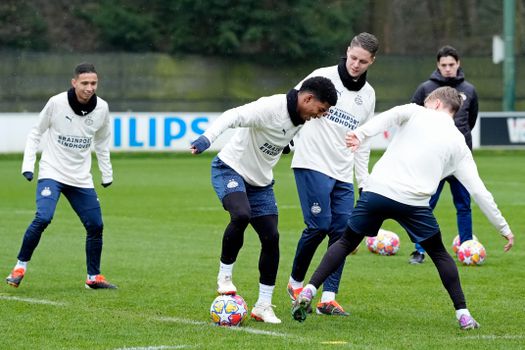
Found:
[291,65,375,186]
[203,94,301,187]
[354,103,511,236]
[22,91,113,188]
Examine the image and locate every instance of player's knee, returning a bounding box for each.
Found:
[34,211,53,227]
[84,216,104,237]
[80,208,103,234]
[456,207,471,215]
[230,207,251,225]
[260,229,279,250]
[311,216,331,233]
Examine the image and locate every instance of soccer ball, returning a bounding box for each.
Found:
[452,234,479,255]
[366,229,400,256]
[210,294,248,327]
[457,240,486,266]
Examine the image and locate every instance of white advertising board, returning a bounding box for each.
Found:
[0,112,397,153]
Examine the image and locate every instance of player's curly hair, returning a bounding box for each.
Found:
[299,76,338,107]
[350,32,379,57]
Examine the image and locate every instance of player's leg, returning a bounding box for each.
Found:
[64,185,116,289]
[398,204,478,330]
[449,176,473,244]
[293,191,382,322]
[247,182,281,324]
[316,180,354,316]
[419,232,479,329]
[6,179,62,287]
[211,157,251,294]
[409,179,446,264]
[292,226,364,322]
[289,168,334,299]
[250,214,281,324]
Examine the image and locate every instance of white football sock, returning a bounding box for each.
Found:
[256,283,274,305]
[320,291,336,303]
[87,274,98,281]
[218,262,234,279]
[304,284,318,296]
[455,308,471,320]
[288,276,303,289]
[15,260,28,271]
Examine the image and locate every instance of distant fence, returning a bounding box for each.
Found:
[2,112,524,154]
[0,51,524,113]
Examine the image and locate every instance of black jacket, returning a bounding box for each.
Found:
[411,68,479,149]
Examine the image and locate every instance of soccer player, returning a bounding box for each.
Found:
[408,45,479,264]
[5,63,117,290]
[292,87,514,330]
[287,32,378,316]
[190,76,338,324]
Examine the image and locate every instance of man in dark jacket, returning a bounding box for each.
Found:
[408,45,479,264]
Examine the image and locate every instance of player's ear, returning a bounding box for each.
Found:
[303,93,314,104]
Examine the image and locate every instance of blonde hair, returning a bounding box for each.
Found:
[424,86,463,114]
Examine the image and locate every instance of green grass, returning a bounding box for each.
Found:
[1,150,524,350]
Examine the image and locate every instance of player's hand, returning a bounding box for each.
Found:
[190,135,211,155]
[503,232,514,252]
[23,171,33,182]
[102,182,112,188]
[345,131,360,151]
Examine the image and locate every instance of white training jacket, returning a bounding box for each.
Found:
[22,92,113,188]
[353,103,511,237]
[292,65,375,186]
[203,94,302,187]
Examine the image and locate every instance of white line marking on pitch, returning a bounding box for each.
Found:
[0,294,66,306]
[153,316,290,337]
[113,346,191,350]
[460,335,524,340]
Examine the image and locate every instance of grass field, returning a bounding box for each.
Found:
[0,150,524,350]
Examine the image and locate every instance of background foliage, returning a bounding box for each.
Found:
[1,1,524,112]
[1,0,524,59]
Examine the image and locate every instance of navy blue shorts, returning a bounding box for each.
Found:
[211,156,278,217]
[348,191,440,243]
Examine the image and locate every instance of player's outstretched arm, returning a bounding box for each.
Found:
[190,135,211,155]
[345,131,361,151]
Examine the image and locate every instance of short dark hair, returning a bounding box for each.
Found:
[425,86,463,114]
[350,32,379,57]
[436,45,459,62]
[299,76,338,106]
[74,63,97,76]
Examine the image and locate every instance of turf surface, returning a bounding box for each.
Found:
[1,150,523,349]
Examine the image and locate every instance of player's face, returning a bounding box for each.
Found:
[345,46,375,78]
[437,56,460,78]
[298,95,331,121]
[72,72,98,103]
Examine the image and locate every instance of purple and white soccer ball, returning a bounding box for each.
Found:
[366,229,400,256]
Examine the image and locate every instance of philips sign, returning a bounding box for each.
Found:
[111,113,222,150]
[2,111,523,153]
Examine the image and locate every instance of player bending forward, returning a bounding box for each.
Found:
[190,76,337,324]
[292,86,514,330]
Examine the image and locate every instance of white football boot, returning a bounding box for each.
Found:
[250,302,282,324]
[217,275,237,295]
